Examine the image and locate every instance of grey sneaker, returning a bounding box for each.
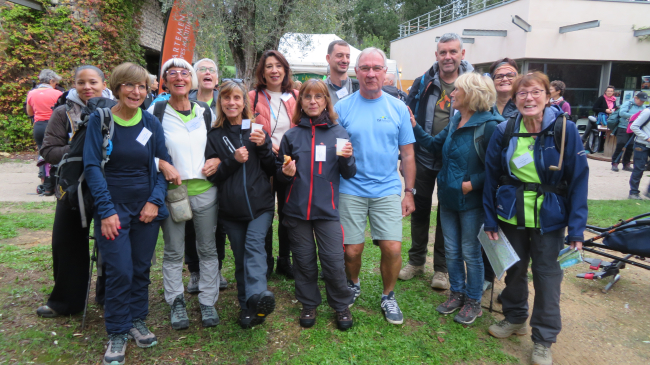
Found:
[170,294,190,330]
[200,304,220,327]
[628,193,644,200]
[381,291,403,325]
[488,319,527,338]
[128,318,157,348]
[531,343,553,365]
[103,333,128,365]
[453,298,483,325]
[218,270,228,290]
[431,271,450,290]
[187,272,200,294]
[436,291,465,315]
[398,263,424,280]
[347,280,361,307]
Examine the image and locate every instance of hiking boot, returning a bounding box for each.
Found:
[276,256,294,279]
[36,305,59,318]
[103,333,128,365]
[335,307,353,330]
[623,164,634,172]
[200,304,220,327]
[218,270,228,290]
[531,343,553,365]
[436,291,465,315]
[239,308,256,329]
[347,280,360,307]
[381,291,403,325]
[611,164,619,172]
[187,272,200,294]
[398,263,424,280]
[245,291,275,328]
[128,318,157,348]
[454,298,483,325]
[488,319,527,338]
[628,193,644,200]
[431,271,450,290]
[299,307,316,328]
[483,280,493,292]
[170,294,189,330]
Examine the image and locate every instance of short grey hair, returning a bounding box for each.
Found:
[148,74,157,85]
[161,58,198,89]
[438,33,463,49]
[39,69,62,84]
[193,58,218,73]
[355,47,388,69]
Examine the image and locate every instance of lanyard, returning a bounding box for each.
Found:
[261,91,285,137]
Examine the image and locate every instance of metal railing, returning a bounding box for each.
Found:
[397,0,517,39]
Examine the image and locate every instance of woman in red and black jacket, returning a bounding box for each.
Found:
[277,79,356,331]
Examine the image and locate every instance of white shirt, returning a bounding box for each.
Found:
[266,90,292,147]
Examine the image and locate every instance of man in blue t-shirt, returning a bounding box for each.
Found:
[335,47,416,325]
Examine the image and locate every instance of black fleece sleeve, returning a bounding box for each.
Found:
[205,132,242,184]
[276,134,293,184]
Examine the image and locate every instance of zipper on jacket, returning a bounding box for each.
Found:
[286,176,296,203]
[319,162,322,174]
[307,122,315,220]
[330,182,335,209]
[239,129,254,219]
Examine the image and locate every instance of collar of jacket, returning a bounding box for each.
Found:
[426,60,475,90]
[514,105,564,134]
[297,110,334,128]
[450,109,505,130]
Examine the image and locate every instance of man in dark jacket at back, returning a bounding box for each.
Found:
[400,33,473,290]
[382,73,407,101]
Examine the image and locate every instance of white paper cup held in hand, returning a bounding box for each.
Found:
[336,138,348,156]
[251,123,264,133]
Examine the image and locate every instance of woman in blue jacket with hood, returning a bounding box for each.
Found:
[482,72,588,365]
[84,63,171,365]
[410,73,502,325]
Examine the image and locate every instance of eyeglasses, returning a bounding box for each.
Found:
[357,65,387,73]
[302,94,325,101]
[494,72,517,81]
[197,66,217,73]
[166,70,190,78]
[121,83,147,92]
[515,89,546,100]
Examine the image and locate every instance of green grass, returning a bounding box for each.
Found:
[587,199,650,228]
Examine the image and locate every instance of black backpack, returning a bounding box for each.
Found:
[152,100,213,130]
[54,97,117,228]
[501,113,568,153]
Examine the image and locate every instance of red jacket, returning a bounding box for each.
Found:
[248,89,299,136]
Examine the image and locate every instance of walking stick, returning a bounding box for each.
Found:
[613,134,633,165]
[81,238,97,331]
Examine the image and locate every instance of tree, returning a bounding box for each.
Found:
[402,0,448,22]
[353,0,400,52]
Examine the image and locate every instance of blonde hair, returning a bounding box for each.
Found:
[108,62,149,98]
[455,72,496,113]
[213,80,255,129]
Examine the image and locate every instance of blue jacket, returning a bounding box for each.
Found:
[413,110,503,212]
[482,106,589,242]
[83,110,171,220]
[619,100,644,124]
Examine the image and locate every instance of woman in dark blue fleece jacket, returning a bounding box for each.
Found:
[410,73,502,325]
[84,63,170,365]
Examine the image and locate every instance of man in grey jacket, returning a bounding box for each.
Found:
[325,40,360,105]
[628,92,650,200]
[401,33,474,289]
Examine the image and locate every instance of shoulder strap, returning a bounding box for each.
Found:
[193,101,213,130]
[153,100,167,123]
[501,116,518,148]
[253,90,259,112]
[99,107,115,173]
[413,71,428,116]
[474,122,487,165]
[553,114,567,153]
[290,90,297,100]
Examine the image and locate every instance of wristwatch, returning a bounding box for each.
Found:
[404,188,416,195]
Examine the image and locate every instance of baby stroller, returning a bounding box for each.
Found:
[573,213,650,293]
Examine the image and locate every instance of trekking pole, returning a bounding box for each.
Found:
[550,115,567,171]
[81,238,97,331]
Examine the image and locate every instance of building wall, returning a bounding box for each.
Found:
[391,0,650,84]
[139,0,164,51]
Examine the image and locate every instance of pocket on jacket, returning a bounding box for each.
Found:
[540,193,567,228]
[495,185,517,220]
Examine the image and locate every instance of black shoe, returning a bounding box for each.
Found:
[36,305,59,318]
[239,309,255,329]
[623,164,634,172]
[276,256,294,279]
[245,291,276,328]
[453,298,483,325]
[436,291,465,315]
[299,307,316,328]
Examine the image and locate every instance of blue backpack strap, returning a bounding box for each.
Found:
[474,122,487,165]
[413,71,428,116]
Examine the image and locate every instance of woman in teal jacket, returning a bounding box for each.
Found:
[409,73,503,325]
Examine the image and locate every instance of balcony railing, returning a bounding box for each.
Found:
[397,0,517,39]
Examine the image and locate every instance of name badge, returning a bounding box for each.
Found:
[241,119,251,129]
[185,116,203,133]
[336,88,349,99]
[280,93,292,102]
[513,152,534,169]
[315,145,326,162]
[136,127,152,146]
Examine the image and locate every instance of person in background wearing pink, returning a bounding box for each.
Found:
[549,80,571,115]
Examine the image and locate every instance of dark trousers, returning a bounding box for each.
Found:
[95,201,160,334]
[629,143,650,195]
[612,128,633,165]
[221,211,273,309]
[265,178,291,267]
[408,161,446,272]
[284,216,353,311]
[482,249,496,282]
[185,219,226,272]
[33,120,48,178]
[499,222,564,347]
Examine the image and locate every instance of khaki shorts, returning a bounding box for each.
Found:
[339,193,403,244]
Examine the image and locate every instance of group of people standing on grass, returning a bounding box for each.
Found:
[32,33,590,365]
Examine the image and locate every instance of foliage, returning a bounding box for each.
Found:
[353,0,401,52]
[632,25,650,42]
[0,0,146,152]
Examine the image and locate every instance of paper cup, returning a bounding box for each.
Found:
[336,138,348,156]
[251,123,264,132]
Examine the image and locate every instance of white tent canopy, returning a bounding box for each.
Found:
[278,33,398,77]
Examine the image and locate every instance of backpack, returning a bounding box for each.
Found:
[152,100,213,130]
[413,71,429,115]
[54,97,117,228]
[606,101,627,131]
[627,108,650,134]
[501,113,568,154]
[473,121,498,165]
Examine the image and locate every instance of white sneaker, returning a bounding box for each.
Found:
[431,271,450,290]
[398,264,425,280]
